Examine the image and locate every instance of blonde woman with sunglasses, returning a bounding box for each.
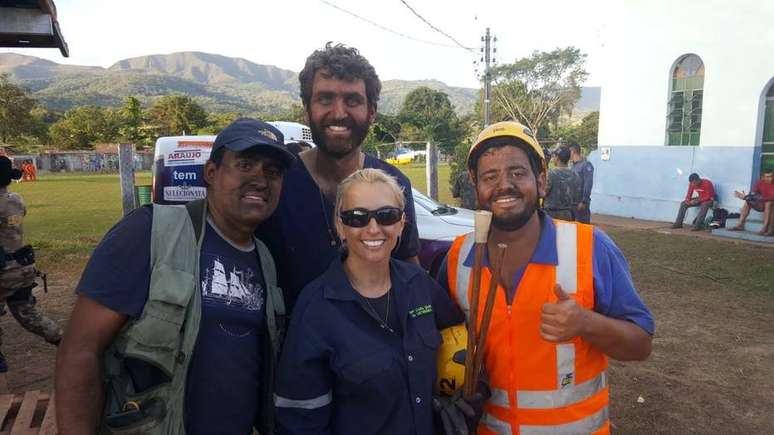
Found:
[275,168,472,434]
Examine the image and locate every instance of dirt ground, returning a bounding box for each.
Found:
[2,218,773,434]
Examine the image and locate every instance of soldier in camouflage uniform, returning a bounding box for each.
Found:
[452,170,477,209]
[544,146,582,221]
[0,156,62,372]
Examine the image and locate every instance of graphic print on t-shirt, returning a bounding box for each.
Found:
[201,255,264,311]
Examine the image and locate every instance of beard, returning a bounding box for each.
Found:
[310,114,371,159]
[491,206,536,231]
[487,189,539,232]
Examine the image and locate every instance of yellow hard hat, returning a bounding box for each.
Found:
[467,121,546,173]
[436,325,468,396]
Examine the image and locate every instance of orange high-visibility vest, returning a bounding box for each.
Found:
[448,220,609,435]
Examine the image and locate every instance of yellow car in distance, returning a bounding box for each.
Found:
[385,149,425,165]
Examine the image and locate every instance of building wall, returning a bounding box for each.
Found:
[588,146,759,222]
[593,0,774,221]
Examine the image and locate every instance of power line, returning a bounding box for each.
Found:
[397,0,475,52]
[318,0,462,50]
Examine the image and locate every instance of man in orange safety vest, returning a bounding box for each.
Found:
[437,121,654,434]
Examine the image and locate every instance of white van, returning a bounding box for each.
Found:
[151,122,313,204]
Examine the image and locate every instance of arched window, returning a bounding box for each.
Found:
[667,54,704,146]
[762,84,774,172]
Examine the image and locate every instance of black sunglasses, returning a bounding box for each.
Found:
[339,207,403,228]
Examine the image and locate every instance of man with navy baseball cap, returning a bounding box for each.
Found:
[57,117,292,434]
[211,117,295,168]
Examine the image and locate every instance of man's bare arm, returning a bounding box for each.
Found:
[577,310,652,361]
[541,285,652,361]
[56,296,128,435]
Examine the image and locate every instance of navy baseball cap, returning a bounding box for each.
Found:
[212,118,296,167]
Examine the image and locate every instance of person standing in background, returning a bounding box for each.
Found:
[569,142,594,223]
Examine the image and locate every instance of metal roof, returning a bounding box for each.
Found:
[0,0,69,57]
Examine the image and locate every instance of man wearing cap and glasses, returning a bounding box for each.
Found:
[56,118,294,435]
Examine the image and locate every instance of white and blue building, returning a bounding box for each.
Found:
[590,1,774,227]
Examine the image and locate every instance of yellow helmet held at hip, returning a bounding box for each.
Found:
[436,324,468,396]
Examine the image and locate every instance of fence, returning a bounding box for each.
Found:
[15,151,154,173]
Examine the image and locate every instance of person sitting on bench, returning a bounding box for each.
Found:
[672,173,715,231]
[730,168,774,236]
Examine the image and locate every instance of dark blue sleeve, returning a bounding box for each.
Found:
[396,176,420,259]
[256,213,290,295]
[75,206,152,318]
[427,272,464,329]
[435,254,451,294]
[591,228,655,335]
[582,162,594,203]
[275,296,333,435]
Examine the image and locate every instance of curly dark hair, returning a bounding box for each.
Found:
[299,42,381,111]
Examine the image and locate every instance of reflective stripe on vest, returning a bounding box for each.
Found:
[555,222,577,294]
[482,400,609,435]
[481,412,513,435]
[519,406,609,435]
[454,234,475,317]
[517,372,607,409]
[487,372,607,410]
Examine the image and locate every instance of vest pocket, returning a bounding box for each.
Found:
[103,396,167,434]
[124,265,195,377]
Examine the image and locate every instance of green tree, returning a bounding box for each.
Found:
[363,113,402,154]
[279,104,307,125]
[398,87,465,155]
[552,111,599,150]
[0,74,39,143]
[489,47,588,137]
[147,95,208,137]
[199,112,241,135]
[48,106,121,150]
[448,113,481,196]
[118,96,146,144]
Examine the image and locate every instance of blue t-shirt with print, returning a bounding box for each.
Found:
[75,206,266,434]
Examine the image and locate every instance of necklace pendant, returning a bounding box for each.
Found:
[330,239,336,247]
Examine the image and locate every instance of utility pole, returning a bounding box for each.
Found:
[483,27,492,127]
[118,143,137,215]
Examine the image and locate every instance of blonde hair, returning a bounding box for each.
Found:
[334,168,406,223]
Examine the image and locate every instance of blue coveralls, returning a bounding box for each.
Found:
[275,257,463,435]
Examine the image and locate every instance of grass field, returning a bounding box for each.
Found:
[12,172,152,257]
[399,163,454,205]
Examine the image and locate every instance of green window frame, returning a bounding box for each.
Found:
[761,85,774,173]
[667,55,704,146]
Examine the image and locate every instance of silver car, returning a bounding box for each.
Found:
[412,188,474,276]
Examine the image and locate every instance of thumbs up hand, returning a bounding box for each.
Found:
[540,284,589,342]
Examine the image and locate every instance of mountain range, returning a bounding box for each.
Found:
[0,51,599,117]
